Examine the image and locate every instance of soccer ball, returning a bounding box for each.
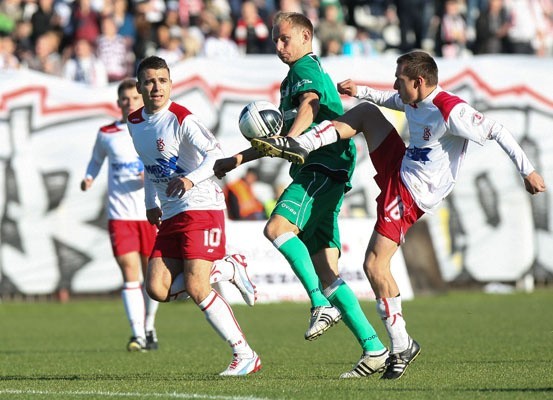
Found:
[238,100,283,141]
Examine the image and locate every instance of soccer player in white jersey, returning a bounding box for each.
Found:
[127,56,261,376]
[251,50,546,379]
[82,80,256,354]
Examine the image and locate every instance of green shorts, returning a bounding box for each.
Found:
[272,169,346,256]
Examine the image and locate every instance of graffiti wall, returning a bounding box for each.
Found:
[0,55,551,298]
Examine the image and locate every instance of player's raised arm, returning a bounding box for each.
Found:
[214,100,283,179]
[213,148,264,179]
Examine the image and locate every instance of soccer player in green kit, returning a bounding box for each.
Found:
[214,11,388,378]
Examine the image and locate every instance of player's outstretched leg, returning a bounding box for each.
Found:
[304,305,342,341]
[251,136,308,164]
[381,338,421,380]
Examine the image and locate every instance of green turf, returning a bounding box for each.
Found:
[0,289,551,399]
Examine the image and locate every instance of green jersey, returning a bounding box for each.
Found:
[280,53,356,184]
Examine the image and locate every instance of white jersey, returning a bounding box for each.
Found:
[357,86,535,212]
[127,100,225,220]
[84,121,147,221]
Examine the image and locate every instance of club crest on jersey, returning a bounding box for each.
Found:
[423,126,431,141]
[472,112,484,126]
[156,138,165,152]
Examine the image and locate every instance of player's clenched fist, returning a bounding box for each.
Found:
[337,79,358,97]
[166,176,193,198]
[146,207,162,227]
[524,171,546,195]
[214,156,241,179]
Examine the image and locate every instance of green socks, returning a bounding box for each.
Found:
[325,279,386,353]
[273,232,330,308]
[272,233,385,353]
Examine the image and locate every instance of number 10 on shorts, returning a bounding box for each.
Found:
[204,228,222,247]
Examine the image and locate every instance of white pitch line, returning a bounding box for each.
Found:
[0,389,275,400]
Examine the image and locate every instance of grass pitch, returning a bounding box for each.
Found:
[0,289,551,400]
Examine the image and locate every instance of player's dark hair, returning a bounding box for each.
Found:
[117,78,137,97]
[397,51,438,86]
[273,12,313,36]
[136,56,170,82]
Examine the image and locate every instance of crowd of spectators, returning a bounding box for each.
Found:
[0,0,552,83]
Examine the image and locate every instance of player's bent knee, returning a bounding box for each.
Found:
[146,281,169,302]
[263,215,299,242]
[363,261,380,282]
[262,223,276,241]
[185,283,212,304]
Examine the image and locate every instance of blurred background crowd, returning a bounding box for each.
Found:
[0,0,552,84]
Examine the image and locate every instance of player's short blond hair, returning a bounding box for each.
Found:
[273,12,313,37]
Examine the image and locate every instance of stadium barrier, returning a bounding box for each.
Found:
[0,55,551,299]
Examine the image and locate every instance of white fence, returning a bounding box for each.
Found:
[0,54,552,299]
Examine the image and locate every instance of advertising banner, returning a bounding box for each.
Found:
[0,55,551,298]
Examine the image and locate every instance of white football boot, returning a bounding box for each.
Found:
[219,351,262,376]
[340,350,389,378]
[304,306,342,340]
[226,254,257,306]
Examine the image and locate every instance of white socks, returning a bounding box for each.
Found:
[122,281,146,339]
[376,296,410,354]
[143,285,159,332]
[199,290,251,357]
[296,120,339,152]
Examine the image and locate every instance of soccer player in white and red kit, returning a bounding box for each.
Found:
[127,56,261,376]
[251,50,546,379]
[82,79,256,354]
[81,79,160,352]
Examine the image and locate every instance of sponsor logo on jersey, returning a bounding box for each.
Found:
[145,156,183,178]
[292,79,313,95]
[111,160,143,174]
[406,146,431,163]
